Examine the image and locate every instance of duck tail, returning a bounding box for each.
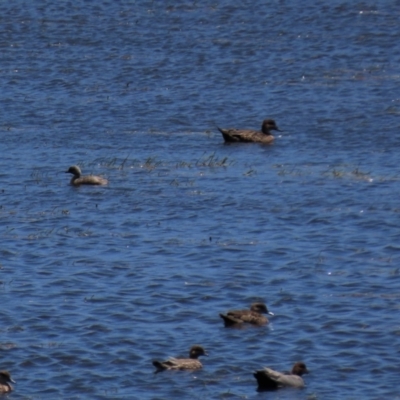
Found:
[152,360,166,373]
[217,128,234,142]
[219,313,240,326]
[253,369,276,389]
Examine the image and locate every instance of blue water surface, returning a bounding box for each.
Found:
[1,1,400,399]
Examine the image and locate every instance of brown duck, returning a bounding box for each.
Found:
[0,371,15,393]
[152,345,207,373]
[220,302,274,327]
[65,165,108,186]
[254,362,309,390]
[218,119,281,143]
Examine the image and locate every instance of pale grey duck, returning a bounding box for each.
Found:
[254,362,309,390]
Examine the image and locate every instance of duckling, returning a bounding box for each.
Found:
[219,302,274,327]
[254,362,309,390]
[152,345,207,373]
[0,371,15,393]
[65,165,108,186]
[218,119,281,143]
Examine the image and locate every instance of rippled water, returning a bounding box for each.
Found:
[1,1,400,399]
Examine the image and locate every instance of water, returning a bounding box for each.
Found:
[1,1,400,399]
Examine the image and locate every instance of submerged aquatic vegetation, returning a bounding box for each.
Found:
[96,153,234,172]
[195,152,233,168]
[324,165,373,181]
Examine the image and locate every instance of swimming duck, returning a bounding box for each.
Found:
[220,302,274,327]
[218,119,281,143]
[0,371,15,393]
[254,362,309,390]
[152,345,207,373]
[65,165,108,186]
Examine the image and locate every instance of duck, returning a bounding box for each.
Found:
[152,345,207,373]
[217,119,281,143]
[0,371,15,393]
[254,362,309,390]
[219,302,274,327]
[65,165,108,186]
